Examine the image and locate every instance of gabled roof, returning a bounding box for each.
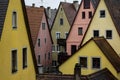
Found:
[60,37,120,73]
[51,2,77,30]
[26,6,44,46]
[21,0,38,74]
[81,0,120,46]
[61,2,77,26]
[67,0,100,40]
[105,0,120,36]
[87,68,118,80]
[93,37,120,73]
[0,0,9,39]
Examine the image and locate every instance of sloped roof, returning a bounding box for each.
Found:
[93,37,120,73]
[0,0,9,39]
[26,6,44,46]
[105,0,120,36]
[61,2,77,26]
[87,68,118,80]
[91,0,100,9]
[21,0,38,74]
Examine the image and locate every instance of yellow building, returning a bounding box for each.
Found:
[81,0,120,56]
[0,0,37,80]
[59,37,120,79]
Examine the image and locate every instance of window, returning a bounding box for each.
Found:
[23,48,27,69]
[12,50,17,73]
[12,11,17,29]
[52,60,57,66]
[82,12,85,19]
[65,32,68,38]
[100,10,105,18]
[92,58,100,69]
[93,30,99,37]
[56,45,60,52]
[45,38,46,44]
[52,45,55,51]
[106,30,112,39]
[38,55,41,64]
[38,39,40,47]
[60,18,63,25]
[89,11,92,18]
[42,23,45,30]
[84,0,90,9]
[78,27,83,35]
[79,57,87,68]
[56,32,60,39]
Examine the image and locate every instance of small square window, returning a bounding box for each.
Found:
[89,11,92,18]
[23,48,27,69]
[79,57,87,68]
[52,60,57,66]
[93,30,99,37]
[78,27,83,35]
[100,10,105,18]
[12,50,17,73]
[106,30,112,39]
[82,12,85,19]
[60,18,63,25]
[92,58,100,69]
[42,23,45,30]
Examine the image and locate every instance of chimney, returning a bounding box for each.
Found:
[47,7,51,18]
[32,3,35,7]
[73,0,79,11]
[74,63,81,80]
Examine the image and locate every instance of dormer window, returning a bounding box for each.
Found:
[12,11,17,29]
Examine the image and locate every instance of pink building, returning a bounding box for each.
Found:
[66,0,99,55]
[26,5,53,73]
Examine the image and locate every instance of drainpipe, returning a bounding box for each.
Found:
[74,63,81,80]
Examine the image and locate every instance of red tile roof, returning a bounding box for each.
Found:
[26,6,44,46]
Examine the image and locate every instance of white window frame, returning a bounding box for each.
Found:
[56,32,60,39]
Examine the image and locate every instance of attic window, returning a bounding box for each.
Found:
[60,18,63,25]
[12,11,17,29]
[100,10,105,18]
[42,23,45,30]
